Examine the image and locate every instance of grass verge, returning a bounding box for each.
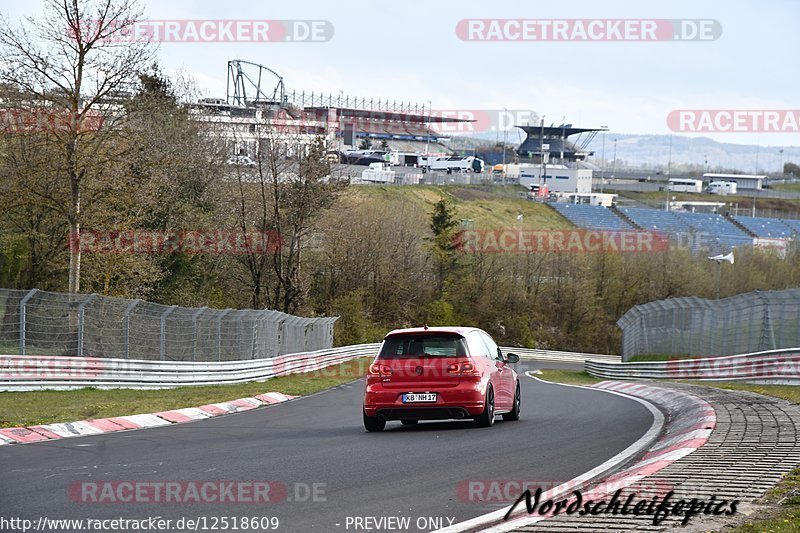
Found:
[536,369,604,386]
[772,183,800,193]
[0,357,372,428]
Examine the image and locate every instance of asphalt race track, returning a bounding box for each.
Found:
[0,362,653,532]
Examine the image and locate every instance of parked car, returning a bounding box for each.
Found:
[362,326,520,432]
[226,155,257,167]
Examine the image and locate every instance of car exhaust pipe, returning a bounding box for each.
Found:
[377,414,387,421]
[455,411,465,419]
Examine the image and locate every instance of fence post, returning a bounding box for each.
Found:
[191,307,208,361]
[763,300,777,351]
[77,293,98,357]
[277,319,286,355]
[217,309,232,362]
[19,288,38,356]
[252,310,271,359]
[159,305,178,361]
[123,299,140,359]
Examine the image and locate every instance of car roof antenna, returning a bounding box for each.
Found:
[423,324,429,330]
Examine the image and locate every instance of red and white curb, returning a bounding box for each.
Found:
[436,377,715,533]
[0,392,297,445]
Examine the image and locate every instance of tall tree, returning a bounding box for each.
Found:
[0,0,154,293]
[429,197,460,298]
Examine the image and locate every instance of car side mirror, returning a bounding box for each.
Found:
[505,353,519,363]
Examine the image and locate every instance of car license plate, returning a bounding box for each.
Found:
[403,393,437,403]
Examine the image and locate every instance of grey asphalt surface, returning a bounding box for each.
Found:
[0,361,653,532]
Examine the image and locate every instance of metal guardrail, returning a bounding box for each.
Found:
[0,344,381,391]
[0,342,618,391]
[584,347,800,385]
[505,347,621,364]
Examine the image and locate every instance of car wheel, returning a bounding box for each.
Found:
[475,386,495,428]
[400,419,418,426]
[503,382,521,421]
[363,410,385,432]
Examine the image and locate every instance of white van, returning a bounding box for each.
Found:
[706,181,737,195]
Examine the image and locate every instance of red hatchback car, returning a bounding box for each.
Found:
[363,326,521,432]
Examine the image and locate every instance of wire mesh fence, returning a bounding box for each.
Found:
[617,288,800,360]
[0,289,337,361]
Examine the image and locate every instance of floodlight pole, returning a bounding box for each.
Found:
[665,134,673,212]
[600,127,608,194]
[539,116,545,192]
[502,107,508,187]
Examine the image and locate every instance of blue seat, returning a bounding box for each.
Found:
[734,216,797,239]
[620,208,691,233]
[550,203,632,230]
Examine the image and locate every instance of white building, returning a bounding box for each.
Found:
[518,164,593,194]
[702,173,766,191]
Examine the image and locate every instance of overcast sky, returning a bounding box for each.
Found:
[2,0,798,147]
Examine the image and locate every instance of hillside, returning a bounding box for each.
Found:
[350,185,573,230]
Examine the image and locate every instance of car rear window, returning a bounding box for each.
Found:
[379,333,467,358]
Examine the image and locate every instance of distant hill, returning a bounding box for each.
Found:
[449,133,800,175]
[583,134,799,175]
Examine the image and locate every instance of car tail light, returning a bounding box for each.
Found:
[447,362,478,375]
[368,363,393,376]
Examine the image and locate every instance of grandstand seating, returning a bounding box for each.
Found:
[779,219,800,235]
[674,212,750,239]
[734,216,798,239]
[549,203,633,230]
[619,208,692,233]
[620,208,754,254]
[549,203,800,254]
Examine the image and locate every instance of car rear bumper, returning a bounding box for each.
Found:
[363,382,486,419]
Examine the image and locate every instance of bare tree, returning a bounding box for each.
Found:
[0,0,154,293]
[224,123,347,311]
